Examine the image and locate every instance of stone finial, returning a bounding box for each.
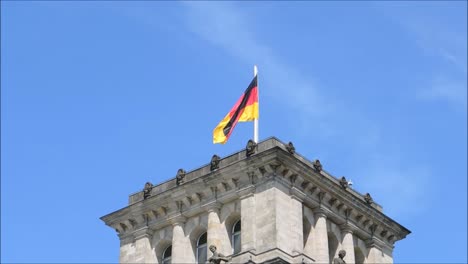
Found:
[364,193,373,205]
[176,169,186,186]
[143,182,153,199]
[210,154,221,171]
[246,139,257,157]
[312,159,322,172]
[286,141,295,154]
[339,176,349,189]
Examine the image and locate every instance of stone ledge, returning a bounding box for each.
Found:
[231,248,315,264]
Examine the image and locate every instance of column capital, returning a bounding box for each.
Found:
[340,223,354,234]
[169,215,187,226]
[290,186,306,202]
[202,201,222,213]
[118,233,134,243]
[365,238,383,250]
[313,207,327,219]
[133,227,154,240]
[237,185,255,199]
[312,206,330,263]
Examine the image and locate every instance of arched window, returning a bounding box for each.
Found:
[162,245,172,264]
[328,232,339,264]
[354,247,365,264]
[197,232,207,264]
[232,220,241,254]
[303,218,311,247]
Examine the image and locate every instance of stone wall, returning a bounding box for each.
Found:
[116,184,396,263]
[101,138,409,264]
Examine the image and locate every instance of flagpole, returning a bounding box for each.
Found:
[254,65,259,143]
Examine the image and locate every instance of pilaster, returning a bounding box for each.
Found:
[365,238,383,264]
[238,185,256,252]
[100,138,410,264]
[170,215,194,264]
[119,234,135,263]
[288,187,305,255]
[204,201,230,256]
[313,207,330,264]
[340,224,355,264]
[133,227,157,263]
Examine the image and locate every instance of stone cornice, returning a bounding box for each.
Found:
[101,137,410,249]
[202,201,223,213]
[236,184,255,199]
[133,227,154,240]
[168,214,186,226]
[269,150,411,245]
[101,149,275,235]
[339,223,354,234]
[290,186,306,202]
[313,207,328,219]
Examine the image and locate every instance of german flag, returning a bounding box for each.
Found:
[213,75,258,144]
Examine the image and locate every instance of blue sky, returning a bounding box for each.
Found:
[2,1,466,263]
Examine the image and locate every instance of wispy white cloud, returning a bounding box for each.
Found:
[375,2,467,110]
[413,24,467,110]
[410,22,467,74]
[182,2,434,220]
[374,2,467,74]
[351,154,434,219]
[439,47,467,74]
[104,2,449,221]
[182,2,331,119]
[418,75,467,110]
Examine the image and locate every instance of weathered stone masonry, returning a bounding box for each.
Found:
[101,137,410,263]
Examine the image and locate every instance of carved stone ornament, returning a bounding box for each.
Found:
[339,176,349,189]
[143,182,153,199]
[246,139,257,157]
[210,154,221,171]
[176,169,186,186]
[286,141,295,154]
[312,159,323,172]
[333,250,346,264]
[364,193,373,205]
[207,245,231,264]
[318,191,326,203]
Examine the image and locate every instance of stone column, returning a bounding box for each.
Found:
[365,239,383,263]
[171,216,193,264]
[313,208,329,264]
[302,207,315,258]
[206,202,230,255]
[238,185,256,252]
[340,225,355,264]
[119,234,135,263]
[288,187,305,255]
[133,227,157,263]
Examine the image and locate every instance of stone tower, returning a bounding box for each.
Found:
[101,137,410,263]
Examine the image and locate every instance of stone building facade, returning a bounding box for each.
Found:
[101,137,410,263]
